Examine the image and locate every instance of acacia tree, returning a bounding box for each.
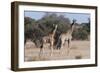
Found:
[37,13,71,35]
[24,13,71,46]
[24,17,36,44]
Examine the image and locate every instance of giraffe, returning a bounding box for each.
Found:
[59,19,76,55]
[39,24,58,57]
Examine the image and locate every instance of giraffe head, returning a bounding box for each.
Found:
[50,24,58,34]
[53,24,58,29]
[55,24,58,29]
[71,19,77,27]
[70,19,77,32]
[72,19,76,24]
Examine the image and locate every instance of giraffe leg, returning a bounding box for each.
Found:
[39,44,44,58]
[50,47,53,57]
[39,48,42,58]
[49,41,52,56]
[61,39,64,49]
[67,39,71,55]
[60,39,65,55]
[50,41,53,57]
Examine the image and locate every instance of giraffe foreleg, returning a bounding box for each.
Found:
[39,48,43,58]
[39,43,44,58]
[50,40,54,56]
[67,39,71,55]
[59,38,65,55]
[61,38,65,49]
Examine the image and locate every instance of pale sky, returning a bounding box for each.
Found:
[24,11,90,24]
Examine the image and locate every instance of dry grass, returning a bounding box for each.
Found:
[24,40,90,61]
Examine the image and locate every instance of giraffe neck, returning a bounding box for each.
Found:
[70,21,75,34]
[65,22,75,36]
[70,25,74,34]
[53,28,57,34]
[53,25,58,36]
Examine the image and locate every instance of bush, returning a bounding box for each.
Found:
[72,28,88,40]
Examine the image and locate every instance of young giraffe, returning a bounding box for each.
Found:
[59,19,76,55]
[39,24,58,57]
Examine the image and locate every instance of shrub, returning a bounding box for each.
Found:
[72,28,88,40]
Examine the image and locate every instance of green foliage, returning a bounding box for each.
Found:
[24,17,36,31]
[72,18,90,40]
[82,23,90,34]
[72,28,88,40]
[24,13,71,46]
[81,18,90,34]
[37,13,70,34]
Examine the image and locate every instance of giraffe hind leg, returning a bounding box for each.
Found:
[39,48,43,58]
[67,39,71,55]
[49,42,53,57]
[39,43,44,58]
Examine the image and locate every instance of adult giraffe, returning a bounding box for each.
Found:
[39,24,58,57]
[59,19,76,55]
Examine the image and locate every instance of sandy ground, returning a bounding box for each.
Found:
[24,40,90,61]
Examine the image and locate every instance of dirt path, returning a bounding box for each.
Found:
[24,40,90,61]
